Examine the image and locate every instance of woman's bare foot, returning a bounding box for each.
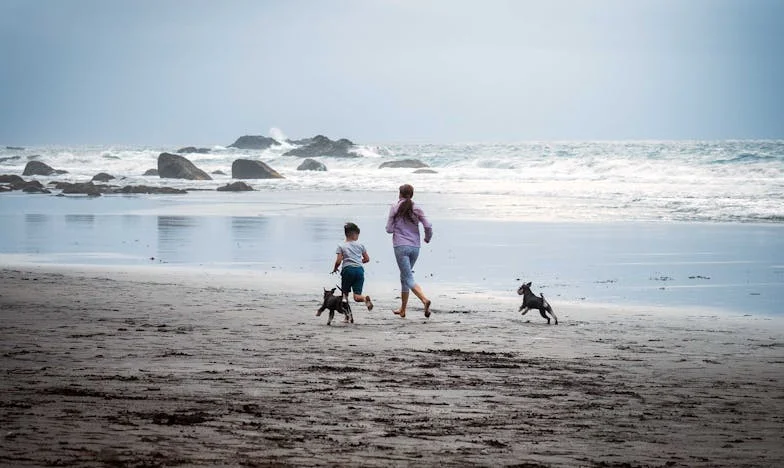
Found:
[393,309,406,318]
[424,300,432,318]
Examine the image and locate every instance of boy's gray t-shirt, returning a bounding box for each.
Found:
[336,241,366,269]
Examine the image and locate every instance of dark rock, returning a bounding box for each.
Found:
[176,146,211,154]
[55,181,112,196]
[211,170,227,175]
[157,153,212,180]
[0,155,21,163]
[228,135,280,150]
[12,180,45,192]
[283,135,359,158]
[22,161,68,176]
[0,185,11,192]
[116,185,187,194]
[0,174,25,185]
[23,186,51,194]
[217,181,254,192]
[413,168,438,174]
[379,159,429,169]
[231,159,284,179]
[287,137,315,145]
[296,158,327,171]
[143,169,159,176]
[20,180,51,193]
[91,173,115,182]
[5,146,24,150]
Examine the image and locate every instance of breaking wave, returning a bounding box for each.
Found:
[1,139,782,223]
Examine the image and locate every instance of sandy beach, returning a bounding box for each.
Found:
[2,266,782,467]
[3,0,784,465]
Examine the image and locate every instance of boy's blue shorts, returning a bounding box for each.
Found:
[341,266,364,295]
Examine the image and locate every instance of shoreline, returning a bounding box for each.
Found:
[2,267,783,466]
[2,207,782,316]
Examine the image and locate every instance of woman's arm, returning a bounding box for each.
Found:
[415,207,433,243]
[385,204,396,234]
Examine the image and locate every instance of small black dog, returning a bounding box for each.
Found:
[517,282,558,325]
[317,287,353,325]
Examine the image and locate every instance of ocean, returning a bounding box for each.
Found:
[1,139,783,315]
[1,139,782,223]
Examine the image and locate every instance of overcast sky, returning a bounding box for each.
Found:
[1,0,782,145]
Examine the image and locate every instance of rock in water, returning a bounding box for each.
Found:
[176,146,211,154]
[91,173,115,182]
[231,159,284,179]
[283,135,358,158]
[116,185,187,194]
[228,136,280,150]
[217,181,254,191]
[296,158,327,171]
[22,161,68,176]
[379,159,429,169]
[157,153,212,180]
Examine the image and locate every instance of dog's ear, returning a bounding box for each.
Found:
[525,282,532,287]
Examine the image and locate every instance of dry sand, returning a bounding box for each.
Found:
[1,267,783,467]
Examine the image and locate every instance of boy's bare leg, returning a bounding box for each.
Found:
[353,293,373,310]
[394,291,409,318]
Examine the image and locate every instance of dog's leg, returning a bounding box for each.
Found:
[347,303,354,324]
[542,296,557,325]
[538,308,551,324]
[547,308,558,325]
[327,309,335,326]
[520,307,530,316]
[316,305,326,317]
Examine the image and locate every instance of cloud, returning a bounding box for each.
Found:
[0,0,782,144]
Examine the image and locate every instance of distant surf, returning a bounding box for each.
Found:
[1,139,782,223]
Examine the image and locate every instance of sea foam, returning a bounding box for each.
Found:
[1,140,782,223]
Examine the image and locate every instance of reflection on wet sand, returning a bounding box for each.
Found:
[23,214,50,254]
[157,216,199,261]
[65,214,95,226]
[230,217,268,263]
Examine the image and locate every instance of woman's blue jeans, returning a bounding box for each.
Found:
[394,245,420,293]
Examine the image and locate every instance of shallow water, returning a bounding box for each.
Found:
[1,192,782,315]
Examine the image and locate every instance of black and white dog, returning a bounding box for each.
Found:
[317,287,353,325]
[517,282,558,325]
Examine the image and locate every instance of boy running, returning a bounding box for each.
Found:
[332,222,374,311]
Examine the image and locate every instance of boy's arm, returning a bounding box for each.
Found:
[332,252,343,273]
[362,249,370,264]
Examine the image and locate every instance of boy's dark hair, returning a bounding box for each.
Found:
[344,222,360,237]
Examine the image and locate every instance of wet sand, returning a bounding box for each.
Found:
[1,267,783,467]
